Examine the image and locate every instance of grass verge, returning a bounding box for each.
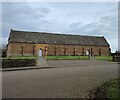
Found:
[89,78,120,99]
[43,56,89,60]
[0,56,39,60]
[95,56,112,61]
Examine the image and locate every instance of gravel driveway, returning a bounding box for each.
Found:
[2,60,118,98]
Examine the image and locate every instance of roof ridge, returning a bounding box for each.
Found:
[11,29,103,38]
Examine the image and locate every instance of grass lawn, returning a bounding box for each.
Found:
[91,79,120,99]
[95,56,112,61]
[0,56,39,60]
[1,56,89,60]
[1,56,112,61]
[43,56,89,60]
[103,79,119,99]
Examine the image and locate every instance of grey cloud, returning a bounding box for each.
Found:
[69,22,82,28]
[2,2,52,36]
[67,13,118,52]
[68,22,98,35]
[68,13,117,35]
[2,2,50,23]
[99,15,117,32]
[36,7,50,14]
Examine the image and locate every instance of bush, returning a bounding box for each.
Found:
[2,59,37,68]
[2,49,6,57]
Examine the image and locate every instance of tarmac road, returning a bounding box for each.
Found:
[2,60,118,98]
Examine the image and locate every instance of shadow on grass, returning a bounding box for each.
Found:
[89,78,120,100]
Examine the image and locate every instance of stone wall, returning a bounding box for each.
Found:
[47,44,110,56]
[112,56,120,62]
[6,43,111,57]
[6,43,35,57]
[2,59,36,68]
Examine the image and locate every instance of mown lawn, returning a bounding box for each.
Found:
[91,79,120,99]
[1,56,113,61]
[95,56,112,61]
[0,56,39,60]
[43,56,89,60]
[1,56,89,60]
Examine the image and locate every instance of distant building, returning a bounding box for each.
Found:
[6,29,111,57]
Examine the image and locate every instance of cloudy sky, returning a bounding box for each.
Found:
[2,2,118,52]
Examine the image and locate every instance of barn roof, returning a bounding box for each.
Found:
[8,29,109,46]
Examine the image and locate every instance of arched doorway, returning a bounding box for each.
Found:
[86,50,90,56]
[39,49,43,56]
[99,48,101,56]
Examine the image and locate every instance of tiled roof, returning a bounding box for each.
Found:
[8,29,109,46]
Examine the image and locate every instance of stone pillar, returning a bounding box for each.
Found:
[64,46,66,56]
[33,45,36,56]
[82,48,84,56]
[21,44,24,56]
[54,46,57,56]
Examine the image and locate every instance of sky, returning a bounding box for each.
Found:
[2,2,118,52]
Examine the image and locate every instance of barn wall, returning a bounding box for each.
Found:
[6,43,111,57]
[42,44,110,56]
[100,46,110,56]
[6,43,34,57]
[35,44,48,56]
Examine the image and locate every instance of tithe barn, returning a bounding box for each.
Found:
[6,29,111,57]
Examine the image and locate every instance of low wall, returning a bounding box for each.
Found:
[112,56,120,62]
[2,59,37,68]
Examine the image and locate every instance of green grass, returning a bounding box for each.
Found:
[1,56,113,61]
[95,56,112,61]
[100,79,120,99]
[1,56,89,60]
[0,56,39,60]
[43,56,89,60]
[91,79,120,99]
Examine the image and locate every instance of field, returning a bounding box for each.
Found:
[43,56,90,60]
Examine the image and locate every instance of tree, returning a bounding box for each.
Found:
[0,43,7,57]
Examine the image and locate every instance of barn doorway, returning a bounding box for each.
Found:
[86,50,91,60]
[86,50,90,56]
[39,49,43,56]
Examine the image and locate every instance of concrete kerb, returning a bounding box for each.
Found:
[0,66,56,72]
[1,59,118,72]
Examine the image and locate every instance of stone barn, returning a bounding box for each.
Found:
[6,29,111,57]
